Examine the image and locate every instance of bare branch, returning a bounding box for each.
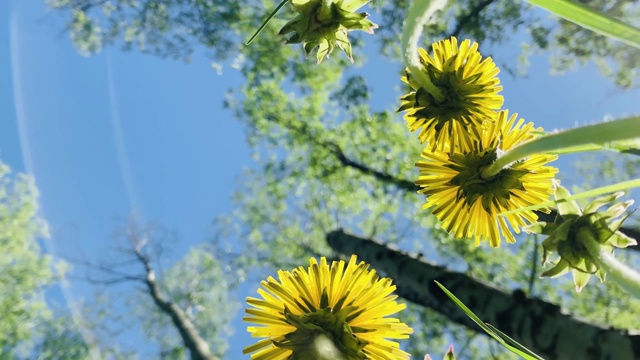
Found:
[450,0,496,38]
[68,274,144,286]
[128,228,218,360]
[67,218,219,360]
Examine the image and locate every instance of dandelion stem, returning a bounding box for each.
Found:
[582,232,640,299]
[318,0,333,22]
[482,116,640,178]
[245,0,289,45]
[401,0,448,103]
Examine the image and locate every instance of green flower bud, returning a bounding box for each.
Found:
[425,344,456,360]
[525,182,637,292]
[279,0,378,63]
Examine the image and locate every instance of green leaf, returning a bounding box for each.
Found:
[484,324,544,360]
[434,281,545,360]
[527,0,640,50]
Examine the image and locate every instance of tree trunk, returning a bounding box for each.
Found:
[327,229,640,360]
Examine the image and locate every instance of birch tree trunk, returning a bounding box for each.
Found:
[327,229,640,360]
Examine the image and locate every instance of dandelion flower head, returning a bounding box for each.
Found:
[399,37,503,152]
[279,0,378,63]
[243,255,413,359]
[416,110,558,247]
[527,184,637,292]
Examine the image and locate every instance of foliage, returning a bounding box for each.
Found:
[543,0,640,88]
[31,316,91,360]
[0,162,65,356]
[46,0,245,61]
[47,0,640,86]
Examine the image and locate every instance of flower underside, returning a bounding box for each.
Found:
[276,304,367,359]
[447,150,530,212]
[400,37,503,151]
[279,0,377,63]
[416,110,558,246]
[243,256,412,360]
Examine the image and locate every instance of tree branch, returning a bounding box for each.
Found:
[451,0,496,38]
[329,139,640,250]
[131,245,217,360]
[265,108,640,248]
[327,229,640,360]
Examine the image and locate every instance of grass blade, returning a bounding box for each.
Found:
[435,281,544,360]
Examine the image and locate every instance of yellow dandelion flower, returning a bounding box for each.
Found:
[243,255,413,360]
[399,37,503,151]
[416,110,558,247]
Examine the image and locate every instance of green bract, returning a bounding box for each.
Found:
[425,344,456,360]
[525,183,637,292]
[279,0,378,63]
[277,304,365,359]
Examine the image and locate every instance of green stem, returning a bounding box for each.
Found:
[499,179,640,216]
[400,0,448,103]
[527,0,640,50]
[583,232,640,299]
[245,0,289,45]
[482,116,640,178]
[318,0,333,22]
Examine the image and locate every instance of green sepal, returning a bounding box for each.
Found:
[572,269,592,292]
[337,0,370,13]
[554,184,582,216]
[277,304,367,360]
[583,192,623,214]
[541,221,572,251]
[524,221,558,235]
[540,258,570,278]
[444,344,456,360]
[605,232,637,248]
[599,200,632,219]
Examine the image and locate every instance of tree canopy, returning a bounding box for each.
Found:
[48,0,640,87]
[0,162,65,356]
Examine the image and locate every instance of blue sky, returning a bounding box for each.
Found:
[2,0,639,358]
